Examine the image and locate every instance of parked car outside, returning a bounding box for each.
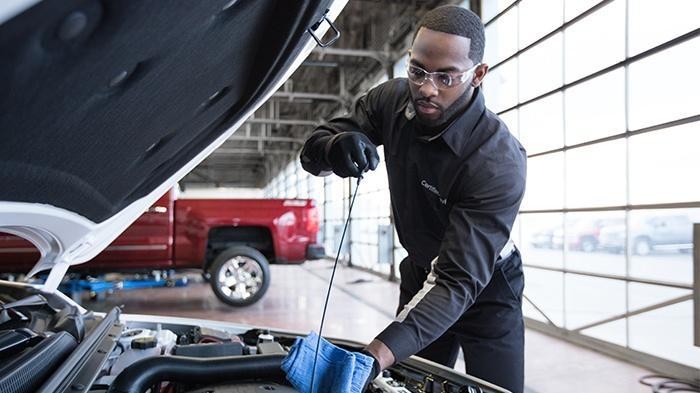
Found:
[555,217,625,252]
[599,215,693,255]
[530,226,558,249]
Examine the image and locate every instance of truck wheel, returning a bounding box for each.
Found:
[209,246,270,307]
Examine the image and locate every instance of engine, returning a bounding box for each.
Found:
[0,283,494,393]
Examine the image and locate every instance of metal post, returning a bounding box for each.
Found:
[694,223,700,347]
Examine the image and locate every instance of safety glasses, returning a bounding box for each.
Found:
[407,63,480,89]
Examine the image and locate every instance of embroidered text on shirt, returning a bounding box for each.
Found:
[421,180,447,205]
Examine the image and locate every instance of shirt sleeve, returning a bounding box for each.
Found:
[299,84,386,176]
[375,146,526,363]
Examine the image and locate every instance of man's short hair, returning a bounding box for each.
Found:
[415,5,485,63]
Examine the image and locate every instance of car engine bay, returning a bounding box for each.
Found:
[0,283,500,393]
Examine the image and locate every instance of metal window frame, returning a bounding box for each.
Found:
[526,114,700,159]
[494,28,700,116]
[482,0,700,379]
[487,0,614,70]
[523,264,693,291]
[521,202,700,215]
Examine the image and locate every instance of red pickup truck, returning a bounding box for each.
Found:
[0,189,323,306]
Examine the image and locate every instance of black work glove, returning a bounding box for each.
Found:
[325,132,380,178]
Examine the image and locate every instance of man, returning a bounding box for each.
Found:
[299,5,527,392]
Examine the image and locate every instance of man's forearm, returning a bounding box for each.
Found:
[364,338,395,370]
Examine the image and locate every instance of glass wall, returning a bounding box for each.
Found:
[484,0,700,371]
[263,149,397,277]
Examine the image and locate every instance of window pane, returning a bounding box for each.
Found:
[297,172,309,199]
[564,0,600,21]
[565,211,626,275]
[354,191,390,220]
[482,0,517,22]
[564,0,624,83]
[499,109,519,138]
[519,92,563,154]
[628,208,698,285]
[519,33,563,102]
[520,213,564,268]
[484,7,518,65]
[363,146,388,193]
[629,0,700,56]
[393,54,408,80]
[564,68,625,145]
[628,37,700,130]
[565,139,626,208]
[323,176,348,257]
[512,215,521,246]
[629,123,700,205]
[350,216,390,272]
[519,0,563,49]
[309,176,325,218]
[522,153,564,210]
[524,268,565,326]
[393,243,408,279]
[352,224,379,260]
[628,282,691,313]
[484,58,518,113]
[564,275,626,331]
[629,300,698,368]
[580,319,626,347]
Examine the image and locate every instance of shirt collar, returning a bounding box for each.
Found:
[400,87,486,155]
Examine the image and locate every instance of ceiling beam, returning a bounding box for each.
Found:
[214,148,299,155]
[226,135,304,144]
[271,91,346,105]
[245,118,319,127]
[313,47,391,64]
[302,60,339,67]
[188,170,217,183]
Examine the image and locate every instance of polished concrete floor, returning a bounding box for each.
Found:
[87,260,654,393]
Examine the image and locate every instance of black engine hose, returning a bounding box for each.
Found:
[106,354,287,393]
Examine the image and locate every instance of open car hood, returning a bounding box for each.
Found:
[0,0,346,291]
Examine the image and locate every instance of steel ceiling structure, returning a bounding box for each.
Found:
[180,0,471,189]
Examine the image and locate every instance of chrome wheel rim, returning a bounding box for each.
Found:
[216,256,264,300]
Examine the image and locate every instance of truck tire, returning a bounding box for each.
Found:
[209,246,270,307]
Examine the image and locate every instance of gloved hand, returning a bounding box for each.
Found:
[281,331,378,393]
[325,132,380,178]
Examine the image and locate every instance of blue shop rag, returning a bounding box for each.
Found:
[281,331,374,393]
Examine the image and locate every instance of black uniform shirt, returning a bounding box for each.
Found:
[300,78,527,363]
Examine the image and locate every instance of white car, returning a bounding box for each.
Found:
[0,1,507,392]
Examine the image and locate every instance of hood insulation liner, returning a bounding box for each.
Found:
[0,0,330,223]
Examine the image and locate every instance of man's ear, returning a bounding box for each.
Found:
[472,63,489,87]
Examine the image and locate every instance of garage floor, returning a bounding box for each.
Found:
[88,260,654,393]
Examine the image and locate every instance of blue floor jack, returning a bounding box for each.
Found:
[59,271,189,303]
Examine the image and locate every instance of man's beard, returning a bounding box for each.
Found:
[412,87,473,135]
